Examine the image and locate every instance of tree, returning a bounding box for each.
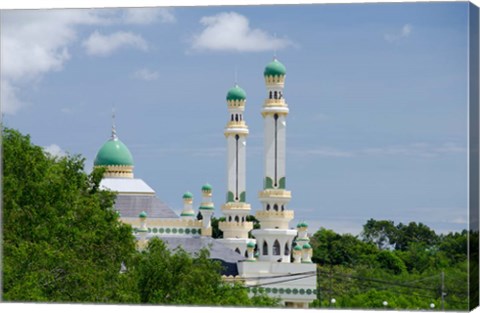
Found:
[2,128,138,302]
[133,238,279,307]
[361,219,397,250]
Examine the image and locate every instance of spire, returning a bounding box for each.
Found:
[111,108,118,140]
[234,66,238,86]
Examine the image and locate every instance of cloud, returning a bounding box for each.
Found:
[132,68,159,81]
[289,142,466,159]
[0,8,175,115]
[0,10,111,115]
[190,12,292,52]
[44,144,67,158]
[384,23,413,43]
[122,8,176,24]
[82,30,148,56]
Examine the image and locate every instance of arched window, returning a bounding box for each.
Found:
[231,115,234,121]
[228,216,232,222]
[269,91,273,99]
[274,91,278,99]
[273,204,279,211]
[263,241,268,255]
[273,240,281,255]
[235,248,241,255]
[266,204,271,211]
[284,242,290,256]
[279,91,283,99]
[234,216,239,222]
[235,114,239,122]
[281,205,285,211]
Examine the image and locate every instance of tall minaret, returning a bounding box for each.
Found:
[252,58,296,263]
[218,84,255,256]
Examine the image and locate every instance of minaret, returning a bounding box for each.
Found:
[218,84,255,256]
[252,58,296,263]
[199,184,214,236]
[180,191,196,220]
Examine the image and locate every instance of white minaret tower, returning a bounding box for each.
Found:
[252,58,296,263]
[218,84,255,256]
[238,59,317,308]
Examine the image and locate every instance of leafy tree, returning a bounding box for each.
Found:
[361,219,397,250]
[133,237,279,307]
[394,222,439,251]
[2,128,138,302]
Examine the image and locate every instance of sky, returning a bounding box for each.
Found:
[0,1,472,235]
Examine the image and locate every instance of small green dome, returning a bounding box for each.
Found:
[226,85,247,101]
[264,59,286,77]
[247,241,256,248]
[139,211,147,218]
[183,192,193,199]
[294,245,303,251]
[94,138,134,166]
[201,183,212,192]
[297,221,308,228]
[303,243,312,250]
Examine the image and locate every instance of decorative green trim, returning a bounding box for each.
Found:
[199,205,214,210]
[264,177,273,189]
[239,191,246,202]
[278,177,286,189]
[181,212,196,216]
[227,191,234,202]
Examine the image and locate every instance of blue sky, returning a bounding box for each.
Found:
[1,2,471,235]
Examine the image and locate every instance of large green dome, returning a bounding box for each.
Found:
[94,138,134,166]
[226,85,247,101]
[264,59,286,77]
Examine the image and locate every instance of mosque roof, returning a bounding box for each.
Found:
[114,194,178,219]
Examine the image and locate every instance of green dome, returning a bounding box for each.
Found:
[201,183,212,192]
[226,85,247,101]
[303,243,312,250]
[94,138,134,166]
[139,211,147,218]
[264,59,286,77]
[297,221,308,228]
[247,241,256,248]
[183,192,193,199]
[294,245,303,251]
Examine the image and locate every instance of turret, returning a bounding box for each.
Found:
[199,184,214,236]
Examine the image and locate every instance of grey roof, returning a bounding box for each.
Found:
[154,235,245,276]
[114,194,178,218]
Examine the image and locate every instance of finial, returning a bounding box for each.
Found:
[234,66,238,86]
[111,108,118,140]
[273,32,277,60]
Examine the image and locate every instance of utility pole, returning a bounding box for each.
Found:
[441,271,445,311]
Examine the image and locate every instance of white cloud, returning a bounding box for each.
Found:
[44,144,67,158]
[289,142,466,159]
[384,23,413,43]
[132,68,159,81]
[82,31,148,56]
[191,12,292,52]
[122,7,176,24]
[0,9,111,115]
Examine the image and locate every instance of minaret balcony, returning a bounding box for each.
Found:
[219,221,254,231]
[264,98,287,107]
[221,202,251,211]
[256,210,294,221]
[264,76,286,85]
[259,189,291,200]
[225,121,248,128]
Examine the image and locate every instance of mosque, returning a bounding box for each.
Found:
[93,58,318,308]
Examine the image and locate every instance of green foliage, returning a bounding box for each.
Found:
[310,220,469,311]
[2,128,138,303]
[133,238,279,307]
